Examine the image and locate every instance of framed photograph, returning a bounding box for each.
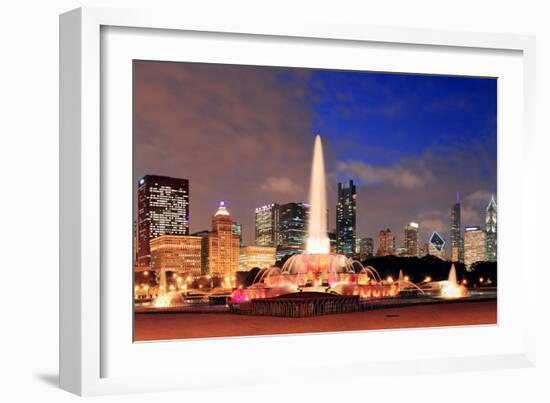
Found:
[60,7,537,396]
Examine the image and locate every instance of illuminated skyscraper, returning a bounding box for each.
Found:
[404,222,419,257]
[255,203,280,247]
[133,219,138,263]
[137,175,189,267]
[336,180,356,256]
[450,193,463,262]
[485,195,497,262]
[277,202,310,256]
[464,226,486,269]
[201,202,240,278]
[376,229,395,256]
[428,231,446,260]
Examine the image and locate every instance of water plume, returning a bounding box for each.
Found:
[306,134,330,254]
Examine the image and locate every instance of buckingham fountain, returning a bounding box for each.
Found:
[231,135,401,307]
[150,134,467,312]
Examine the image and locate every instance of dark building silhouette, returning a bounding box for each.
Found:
[450,192,463,262]
[277,202,310,257]
[485,195,497,261]
[336,180,356,256]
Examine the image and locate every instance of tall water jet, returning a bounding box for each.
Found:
[231,134,400,302]
[440,263,467,299]
[153,267,173,307]
[306,135,330,254]
[448,263,457,284]
[159,267,167,296]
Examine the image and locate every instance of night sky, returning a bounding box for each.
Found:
[133,61,497,247]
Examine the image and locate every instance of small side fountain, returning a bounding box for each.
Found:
[420,264,467,299]
[396,270,426,295]
[439,264,468,299]
[153,267,184,308]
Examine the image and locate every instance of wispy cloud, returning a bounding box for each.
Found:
[461,189,494,226]
[260,176,303,194]
[133,61,313,238]
[134,62,496,247]
[337,161,429,189]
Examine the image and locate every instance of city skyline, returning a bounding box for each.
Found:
[134,61,497,247]
[136,171,497,260]
[133,60,498,342]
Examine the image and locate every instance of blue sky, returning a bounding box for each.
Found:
[134,62,497,246]
[299,69,496,173]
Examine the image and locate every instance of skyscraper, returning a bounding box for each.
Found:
[255,203,279,247]
[232,221,243,246]
[277,202,310,256]
[336,180,356,256]
[201,201,240,278]
[357,237,374,260]
[450,192,463,262]
[464,226,486,269]
[404,222,419,257]
[137,175,189,267]
[428,231,446,260]
[485,195,497,262]
[376,229,395,256]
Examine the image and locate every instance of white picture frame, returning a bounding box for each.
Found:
[59,6,537,396]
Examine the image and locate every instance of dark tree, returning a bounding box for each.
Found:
[361,255,490,284]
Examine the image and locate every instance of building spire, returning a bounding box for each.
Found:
[456,191,460,204]
[215,200,230,216]
[486,194,497,210]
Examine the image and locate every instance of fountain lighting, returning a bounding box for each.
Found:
[229,135,472,306]
[231,135,405,303]
[436,264,468,299]
[440,283,467,299]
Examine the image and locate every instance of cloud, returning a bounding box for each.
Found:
[418,219,447,236]
[347,142,496,247]
[133,62,497,248]
[337,161,427,189]
[415,209,448,241]
[260,177,303,194]
[464,189,493,205]
[133,61,313,241]
[461,189,494,226]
